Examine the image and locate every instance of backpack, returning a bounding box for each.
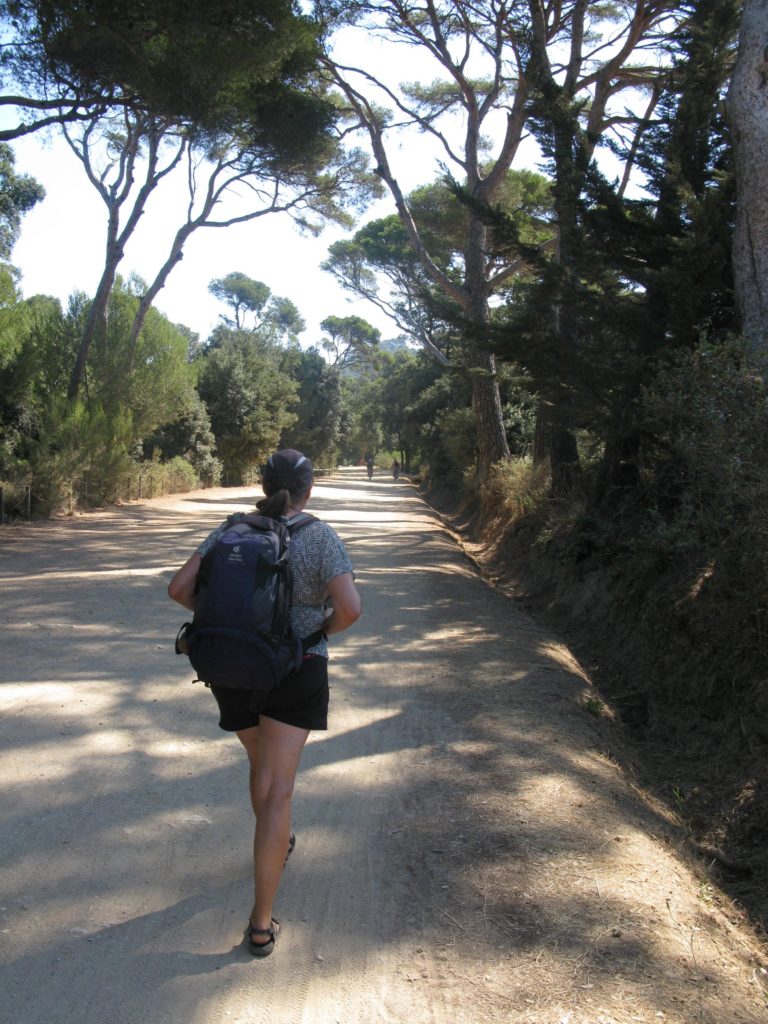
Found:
[174,511,323,696]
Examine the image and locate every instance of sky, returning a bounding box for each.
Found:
[3,15,652,353]
[5,26,467,348]
[8,122,401,347]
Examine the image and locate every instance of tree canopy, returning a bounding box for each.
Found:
[0,143,44,259]
[320,314,381,371]
[209,273,306,341]
[0,0,336,149]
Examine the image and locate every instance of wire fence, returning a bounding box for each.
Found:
[0,470,202,523]
[0,483,32,523]
[1,465,336,524]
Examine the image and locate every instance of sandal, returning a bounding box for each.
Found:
[247,917,280,957]
[284,831,296,867]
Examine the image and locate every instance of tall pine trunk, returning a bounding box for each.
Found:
[67,237,122,400]
[727,0,768,359]
[465,217,510,474]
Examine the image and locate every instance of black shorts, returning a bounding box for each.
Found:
[209,655,329,732]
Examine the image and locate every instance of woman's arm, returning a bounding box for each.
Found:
[323,572,362,635]
[167,552,202,612]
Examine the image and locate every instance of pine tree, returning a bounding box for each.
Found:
[482,0,739,494]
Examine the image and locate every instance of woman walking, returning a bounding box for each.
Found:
[168,450,361,956]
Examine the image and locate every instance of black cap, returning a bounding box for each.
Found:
[262,449,314,493]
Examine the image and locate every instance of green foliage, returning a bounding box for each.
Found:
[438,169,555,262]
[323,221,455,361]
[333,347,453,471]
[0,143,44,258]
[280,346,342,463]
[209,273,271,329]
[582,696,605,717]
[3,1,337,161]
[27,398,134,514]
[129,453,200,499]
[197,329,298,480]
[21,293,75,400]
[143,393,221,486]
[539,335,768,715]
[323,170,553,369]
[395,370,471,478]
[496,363,537,459]
[82,282,197,438]
[26,392,212,514]
[320,314,380,372]
[337,375,383,464]
[208,275,306,342]
[434,405,476,473]
[638,338,768,557]
[0,262,26,371]
[261,296,305,345]
[0,282,43,476]
[376,349,441,466]
[33,279,198,447]
[485,457,552,522]
[478,0,738,493]
[0,275,210,506]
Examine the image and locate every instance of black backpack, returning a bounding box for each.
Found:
[175,511,322,696]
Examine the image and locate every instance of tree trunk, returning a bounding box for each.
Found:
[532,402,549,465]
[550,424,580,497]
[338,69,511,478]
[465,217,510,475]
[471,349,511,467]
[727,0,768,359]
[599,429,640,495]
[532,401,580,494]
[127,238,187,357]
[65,119,173,400]
[67,248,121,400]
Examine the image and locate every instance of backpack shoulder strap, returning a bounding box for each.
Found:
[238,512,291,541]
[285,512,319,535]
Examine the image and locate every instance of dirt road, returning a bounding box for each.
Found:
[1,469,766,1024]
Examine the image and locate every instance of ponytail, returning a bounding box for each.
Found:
[256,488,291,520]
[256,484,311,520]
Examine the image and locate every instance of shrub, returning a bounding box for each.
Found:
[486,456,551,522]
[27,399,134,515]
[426,405,476,479]
[637,338,768,576]
[128,454,200,500]
[640,338,768,531]
[25,400,206,514]
[142,394,221,486]
[0,476,30,519]
[590,337,768,711]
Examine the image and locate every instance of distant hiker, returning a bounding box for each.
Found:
[392,459,400,480]
[168,449,361,958]
[364,452,374,480]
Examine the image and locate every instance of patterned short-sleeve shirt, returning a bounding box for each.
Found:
[195,514,354,658]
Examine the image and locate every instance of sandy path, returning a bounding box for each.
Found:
[1,468,766,1024]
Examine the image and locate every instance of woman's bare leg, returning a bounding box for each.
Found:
[237,725,262,817]
[237,716,309,936]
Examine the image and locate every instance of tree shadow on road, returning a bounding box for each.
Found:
[1,476,765,1024]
